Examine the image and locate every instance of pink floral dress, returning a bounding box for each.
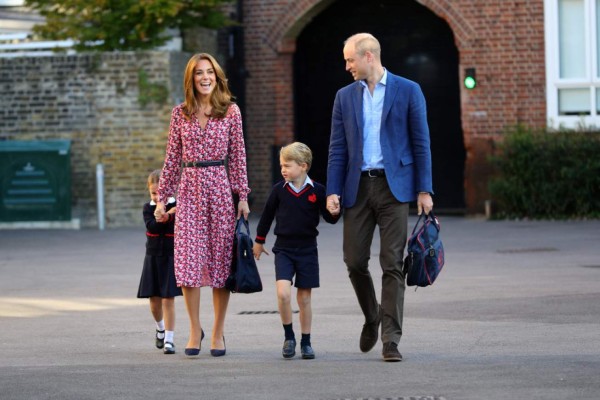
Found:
[158,103,250,288]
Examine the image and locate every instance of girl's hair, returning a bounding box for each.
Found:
[182,53,234,119]
[280,142,313,171]
[147,169,161,187]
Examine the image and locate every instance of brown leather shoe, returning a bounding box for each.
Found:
[382,342,402,362]
[359,308,382,353]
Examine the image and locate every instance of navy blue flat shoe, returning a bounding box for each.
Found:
[210,336,226,357]
[185,329,205,358]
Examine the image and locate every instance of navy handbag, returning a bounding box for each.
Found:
[225,218,263,293]
[403,211,445,287]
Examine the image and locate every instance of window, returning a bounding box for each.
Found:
[0,1,26,6]
[545,0,600,127]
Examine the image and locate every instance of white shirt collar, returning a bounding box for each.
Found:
[150,197,175,205]
[283,175,313,189]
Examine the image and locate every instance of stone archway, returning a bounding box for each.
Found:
[263,0,468,210]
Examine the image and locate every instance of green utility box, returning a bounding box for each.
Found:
[0,140,72,222]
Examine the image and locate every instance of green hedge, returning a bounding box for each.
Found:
[488,126,600,219]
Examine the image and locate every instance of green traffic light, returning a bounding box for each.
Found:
[464,76,476,89]
[464,68,477,89]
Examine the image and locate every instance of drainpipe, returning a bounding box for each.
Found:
[96,163,105,230]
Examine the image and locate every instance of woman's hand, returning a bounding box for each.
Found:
[237,200,250,220]
[154,201,166,221]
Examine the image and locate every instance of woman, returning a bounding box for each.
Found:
[155,53,250,358]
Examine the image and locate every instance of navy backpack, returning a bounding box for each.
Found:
[403,211,445,287]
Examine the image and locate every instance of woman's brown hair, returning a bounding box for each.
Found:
[182,53,234,119]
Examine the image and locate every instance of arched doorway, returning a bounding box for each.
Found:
[293,0,465,211]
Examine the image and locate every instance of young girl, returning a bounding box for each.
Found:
[137,169,182,354]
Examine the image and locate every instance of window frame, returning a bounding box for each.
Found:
[545,0,600,128]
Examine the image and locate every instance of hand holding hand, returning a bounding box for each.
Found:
[156,213,169,223]
[154,201,166,221]
[326,194,341,216]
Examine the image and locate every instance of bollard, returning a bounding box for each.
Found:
[484,200,492,220]
[96,163,105,230]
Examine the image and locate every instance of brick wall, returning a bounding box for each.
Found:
[242,0,546,213]
[0,51,190,227]
[0,0,548,225]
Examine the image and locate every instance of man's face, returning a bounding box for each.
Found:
[343,43,369,81]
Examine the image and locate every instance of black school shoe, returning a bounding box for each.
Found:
[300,344,315,359]
[382,342,402,362]
[163,341,175,354]
[155,329,165,349]
[282,339,296,359]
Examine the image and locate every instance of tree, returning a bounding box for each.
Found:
[25,0,232,51]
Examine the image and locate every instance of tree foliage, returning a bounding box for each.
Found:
[25,0,232,51]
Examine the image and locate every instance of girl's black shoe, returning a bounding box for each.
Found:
[163,341,175,354]
[155,330,165,349]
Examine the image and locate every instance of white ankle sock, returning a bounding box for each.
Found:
[156,320,165,332]
[165,330,174,343]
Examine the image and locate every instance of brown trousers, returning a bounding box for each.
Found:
[343,175,408,345]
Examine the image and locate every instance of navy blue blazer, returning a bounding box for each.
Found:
[327,72,433,208]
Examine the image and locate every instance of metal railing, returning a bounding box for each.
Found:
[0,32,76,57]
[0,32,182,57]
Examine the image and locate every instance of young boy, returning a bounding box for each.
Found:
[253,142,339,359]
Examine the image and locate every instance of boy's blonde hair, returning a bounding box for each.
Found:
[147,169,161,187]
[280,142,313,171]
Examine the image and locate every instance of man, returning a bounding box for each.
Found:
[326,33,433,362]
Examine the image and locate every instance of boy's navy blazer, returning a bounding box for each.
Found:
[327,71,433,208]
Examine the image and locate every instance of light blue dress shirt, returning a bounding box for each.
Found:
[359,68,387,171]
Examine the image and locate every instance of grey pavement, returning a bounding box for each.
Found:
[1,215,599,400]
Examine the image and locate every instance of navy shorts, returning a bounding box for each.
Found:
[272,245,320,288]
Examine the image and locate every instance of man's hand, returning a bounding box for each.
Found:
[253,242,269,260]
[327,194,341,216]
[417,193,433,215]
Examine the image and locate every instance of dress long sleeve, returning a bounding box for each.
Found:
[227,104,251,201]
[159,107,183,203]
